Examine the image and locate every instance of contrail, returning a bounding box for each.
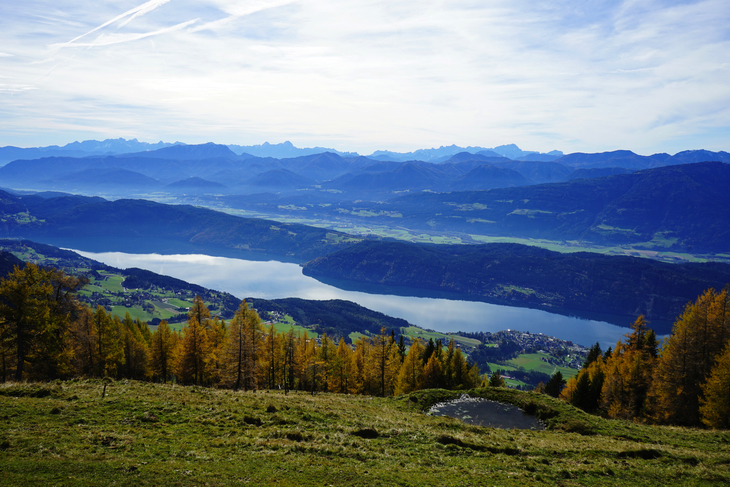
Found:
[50,0,172,49]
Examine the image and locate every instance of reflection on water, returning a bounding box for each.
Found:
[429,395,545,430]
[73,250,629,348]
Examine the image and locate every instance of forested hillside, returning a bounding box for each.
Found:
[327,162,730,253]
[303,240,730,327]
[0,191,359,260]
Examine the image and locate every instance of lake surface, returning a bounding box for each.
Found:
[74,250,629,348]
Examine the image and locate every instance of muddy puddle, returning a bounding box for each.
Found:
[428,395,545,430]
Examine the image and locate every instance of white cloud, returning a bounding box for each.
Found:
[0,0,728,154]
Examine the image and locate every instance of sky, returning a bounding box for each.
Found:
[1,0,729,155]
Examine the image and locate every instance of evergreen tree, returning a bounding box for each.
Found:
[488,370,506,388]
[583,342,602,369]
[544,371,565,398]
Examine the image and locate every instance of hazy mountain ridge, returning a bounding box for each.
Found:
[1,141,728,198]
[0,138,177,165]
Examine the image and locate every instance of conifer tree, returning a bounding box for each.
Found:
[0,264,84,381]
[488,370,506,388]
[352,335,373,394]
[561,357,604,412]
[176,316,211,385]
[282,327,298,393]
[263,322,283,390]
[700,344,730,429]
[68,306,98,378]
[372,327,394,396]
[650,288,730,425]
[150,320,175,383]
[544,371,565,398]
[121,313,149,380]
[395,338,425,395]
[601,316,655,419]
[421,353,443,389]
[93,307,125,378]
[221,301,262,390]
[332,337,353,393]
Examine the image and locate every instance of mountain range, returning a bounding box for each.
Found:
[1,139,729,198]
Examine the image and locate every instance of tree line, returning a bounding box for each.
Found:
[0,264,481,396]
[556,287,730,429]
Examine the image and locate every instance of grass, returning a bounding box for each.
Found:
[1,381,728,486]
[399,326,481,349]
[507,353,578,379]
[91,273,125,293]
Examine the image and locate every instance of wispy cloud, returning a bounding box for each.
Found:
[1,0,728,154]
[49,0,175,49]
[54,19,199,48]
[189,0,298,33]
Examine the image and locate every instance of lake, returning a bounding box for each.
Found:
[74,250,630,348]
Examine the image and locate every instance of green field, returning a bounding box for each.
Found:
[2,381,728,486]
[399,326,481,349]
[269,315,320,338]
[508,353,578,379]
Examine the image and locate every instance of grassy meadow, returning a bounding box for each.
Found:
[1,381,728,486]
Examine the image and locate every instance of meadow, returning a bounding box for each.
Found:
[1,381,728,486]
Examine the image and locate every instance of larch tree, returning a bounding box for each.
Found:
[121,313,149,380]
[150,320,175,383]
[189,295,211,330]
[282,327,298,393]
[561,357,605,413]
[650,289,730,425]
[332,337,353,393]
[68,306,98,378]
[421,353,443,389]
[0,264,85,381]
[600,316,656,419]
[371,327,394,396]
[395,338,425,395]
[263,322,283,390]
[93,306,125,378]
[222,301,259,390]
[176,315,211,385]
[700,343,730,429]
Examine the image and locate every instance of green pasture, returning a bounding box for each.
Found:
[400,326,481,349]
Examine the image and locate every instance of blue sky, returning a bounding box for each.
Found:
[1,0,728,155]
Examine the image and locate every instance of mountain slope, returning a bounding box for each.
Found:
[0,192,359,260]
[303,240,730,327]
[372,162,730,253]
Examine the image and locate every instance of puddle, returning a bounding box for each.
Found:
[428,395,545,430]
